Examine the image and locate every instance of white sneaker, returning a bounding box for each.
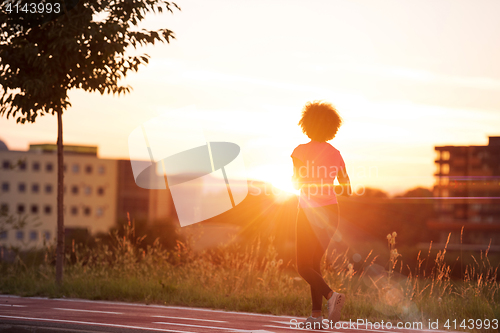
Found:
[327,292,345,325]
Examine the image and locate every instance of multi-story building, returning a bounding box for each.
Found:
[429,136,500,249]
[0,140,174,249]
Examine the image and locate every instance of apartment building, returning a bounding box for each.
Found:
[0,140,174,249]
[429,136,500,249]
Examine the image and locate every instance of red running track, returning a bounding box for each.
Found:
[0,295,455,332]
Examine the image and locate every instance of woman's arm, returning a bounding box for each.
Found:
[336,167,352,196]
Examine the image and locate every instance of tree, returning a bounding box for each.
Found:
[0,0,179,284]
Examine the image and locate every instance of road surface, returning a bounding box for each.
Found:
[0,295,453,332]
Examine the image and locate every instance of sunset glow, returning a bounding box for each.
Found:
[0,0,499,326]
[1,0,499,196]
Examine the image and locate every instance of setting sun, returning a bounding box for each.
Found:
[248,164,299,196]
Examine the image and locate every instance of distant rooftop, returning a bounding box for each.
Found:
[436,136,500,148]
[489,136,500,146]
[29,144,98,156]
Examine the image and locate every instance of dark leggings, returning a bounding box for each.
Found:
[296,204,339,311]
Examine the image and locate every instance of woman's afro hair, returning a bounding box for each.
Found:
[298,101,343,142]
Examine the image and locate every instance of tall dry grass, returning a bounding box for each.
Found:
[0,218,498,331]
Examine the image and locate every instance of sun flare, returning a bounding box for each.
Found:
[270,178,299,196]
[249,164,300,196]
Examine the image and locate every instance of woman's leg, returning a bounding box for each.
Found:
[296,207,335,312]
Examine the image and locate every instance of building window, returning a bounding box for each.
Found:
[442,204,453,212]
[17,204,25,214]
[441,164,450,174]
[97,187,105,196]
[84,186,92,195]
[442,151,450,160]
[96,207,104,217]
[72,164,80,173]
[32,183,40,194]
[0,203,8,213]
[2,160,10,170]
[70,206,78,216]
[98,165,105,174]
[45,184,53,194]
[478,151,489,159]
[29,231,38,241]
[33,162,40,171]
[44,231,51,241]
[434,150,440,161]
[46,163,54,172]
[0,231,7,240]
[471,204,482,211]
[1,182,9,192]
[31,204,39,214]
[18,182,26,193]
[71,185,79,195]
[85,165,93,174]
[44,205,52,215]
[16,230,24,240]
[19,161,27,171]
[83,207,91,216]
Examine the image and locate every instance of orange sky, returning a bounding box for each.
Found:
[1,0,500,195]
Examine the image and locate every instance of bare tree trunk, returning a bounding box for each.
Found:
[55,109,64,285]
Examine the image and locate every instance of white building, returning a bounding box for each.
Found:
[0,141,118,249]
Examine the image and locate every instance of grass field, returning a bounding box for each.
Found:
[1,221,498,332]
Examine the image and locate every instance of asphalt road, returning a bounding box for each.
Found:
[0,295,453,333]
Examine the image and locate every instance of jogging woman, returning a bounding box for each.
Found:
[291,101,351,329]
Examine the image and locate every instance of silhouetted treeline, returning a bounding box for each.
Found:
[58,182,496,280]
[337,187,436,245]
[190,182,436,267]
[68,183,435,260]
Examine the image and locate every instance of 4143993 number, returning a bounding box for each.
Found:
[444,319,498,330]
[4,2,61,14]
